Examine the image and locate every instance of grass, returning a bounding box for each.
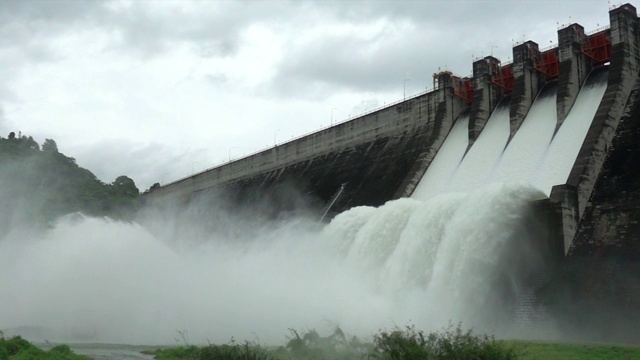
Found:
[506,340,640,360]
[148,340,277,360]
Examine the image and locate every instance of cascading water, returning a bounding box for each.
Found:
[490,88,558,186]
[533,69,609,194]
[445,100,511,193]
[0,69,609,346]
[411,114,470,200]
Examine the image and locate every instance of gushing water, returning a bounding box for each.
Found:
[491,89,557,186]
[411,114,469,200]
[0,184,547,345]
[533,70,609,194]
[446,101,511,193]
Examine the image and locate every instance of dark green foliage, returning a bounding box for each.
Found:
[0,335,89,360]
[278,328,371,360]
[150,340,276,360]
[370,323,517,360]
[145,326,520,360]
[197,340,276,360]
[151,345,199,359]
[0,133,140,237]
[41,139,58,153]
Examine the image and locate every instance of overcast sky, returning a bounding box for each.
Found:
[0,0,624,190]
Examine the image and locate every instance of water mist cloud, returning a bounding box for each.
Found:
[1,182,553,345]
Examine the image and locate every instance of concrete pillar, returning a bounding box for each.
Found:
[556,23,591,131]
[509,41,545,142]
[568,3,640,218]
[468,56,503,150]
[394,72,467,198]
[549,184,579,255]
[607,3,640,85]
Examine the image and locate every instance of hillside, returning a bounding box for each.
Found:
[0,132,139,237]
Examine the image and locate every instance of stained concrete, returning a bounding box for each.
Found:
[145,77,467,216]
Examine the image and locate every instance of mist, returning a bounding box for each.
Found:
[0,181,559,346]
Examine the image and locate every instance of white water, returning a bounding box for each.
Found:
[411,114,469,200]
[0,70,608,346]
[533,72,608,193]
[446,103,511,193]
[0,184,546,345]
[491,92,557,186]
[415,69,608,197]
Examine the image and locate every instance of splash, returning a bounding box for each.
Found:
[0,183,547,345]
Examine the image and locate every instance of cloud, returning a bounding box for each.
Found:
[264,0,613,99]
[269,20,452,98]
[0,106,6,135]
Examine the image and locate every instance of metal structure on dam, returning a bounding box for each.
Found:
[144,4,640,338]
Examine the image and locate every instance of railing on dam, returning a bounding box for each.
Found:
[160,87,435,188]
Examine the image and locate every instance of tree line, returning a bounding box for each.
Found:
[0,132,140,236]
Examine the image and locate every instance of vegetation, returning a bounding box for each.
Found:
[150,340,277,360]
[0,334,89,360]
[506,340,640,360]
[0,132,140,236]
[143,325,517,360]
[143,325,640,360]
[370,324,517,360]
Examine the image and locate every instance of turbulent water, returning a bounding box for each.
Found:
[0,184,547,346]
[0,70,608,346]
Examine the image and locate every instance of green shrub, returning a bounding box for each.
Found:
[151,345,199,359]
[0,336,33,357]
[151,341,275,360]
[0,335,89,360]
[197,340,276,360]
[280,328,371,360]
[371,323,517,360]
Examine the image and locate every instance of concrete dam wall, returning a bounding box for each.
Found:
[145,4,640,261]
[144,74,467,214]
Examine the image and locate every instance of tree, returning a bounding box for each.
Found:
[8,132,15,140]
[42,139,58,153]
[26,136,39,150]
[112,175,139,198]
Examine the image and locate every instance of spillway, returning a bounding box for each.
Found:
[411,114,469,200]
[445,102,511,194]
[533,70,609,194]
[413,69,608,200]
[491,89,557,186]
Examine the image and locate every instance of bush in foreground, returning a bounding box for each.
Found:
[371,323,517,360]
[0,334,89,360]
[152,340,276,360]
[147,324,517,360]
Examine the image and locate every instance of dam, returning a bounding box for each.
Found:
[141,3,640,341]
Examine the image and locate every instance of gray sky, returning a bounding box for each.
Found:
[0,0,621,190]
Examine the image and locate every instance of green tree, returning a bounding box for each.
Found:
[112,175,139,197]
[42,138,58,153]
